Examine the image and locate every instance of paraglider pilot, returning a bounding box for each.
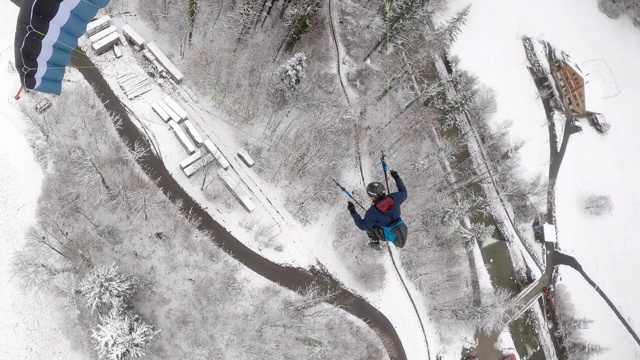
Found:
[347,170,407,250]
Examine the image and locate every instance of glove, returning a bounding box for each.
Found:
[347,201,356,214]
[390,170,399,179]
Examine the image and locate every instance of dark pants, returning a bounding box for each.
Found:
[367,227,384,242]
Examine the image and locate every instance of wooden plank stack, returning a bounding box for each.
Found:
[117,73,151,100]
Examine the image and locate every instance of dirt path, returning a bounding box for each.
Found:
[326,0,351,106]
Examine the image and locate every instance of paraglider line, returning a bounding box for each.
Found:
[387,245,431,360]
[31,28,88,56]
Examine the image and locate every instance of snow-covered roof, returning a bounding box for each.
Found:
[561,52,605,114]
[584,77,605,114]
[561,53,586,78]
[543,224,557,243]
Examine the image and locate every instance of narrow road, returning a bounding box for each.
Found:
[8,0,407,358]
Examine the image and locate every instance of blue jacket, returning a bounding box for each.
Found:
[351,176,407,230]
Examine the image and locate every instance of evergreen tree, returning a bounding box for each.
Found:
[428,4,472,54]
[92,308,159,360]
[278,52,308,93]
[283,0,322,51]
[79,264,140,314]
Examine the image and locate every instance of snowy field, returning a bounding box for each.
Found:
[0,3,86,358]
[441,0,640,357]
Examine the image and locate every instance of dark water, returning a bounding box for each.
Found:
[451,144,545,359]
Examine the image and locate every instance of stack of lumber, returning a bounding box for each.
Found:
[117,73,151,100]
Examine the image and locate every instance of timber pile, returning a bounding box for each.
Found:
[117,73,151,100]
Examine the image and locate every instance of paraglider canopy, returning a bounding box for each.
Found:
[14,0,110,95]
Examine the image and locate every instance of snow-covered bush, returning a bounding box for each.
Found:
[599,0,625,19]
[92,308,159,360]
[79,264,139,314]
[598,0,640,19]
[278,52,308,93]
[582,194,613,216]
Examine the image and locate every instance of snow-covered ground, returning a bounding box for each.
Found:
[0,4,86,358]
[442,0,640,357]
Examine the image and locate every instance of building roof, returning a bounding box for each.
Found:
[561,52,605,114]
[543,224,557,243]
[584,77,605,114]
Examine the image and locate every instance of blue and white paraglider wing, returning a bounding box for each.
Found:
[14,0,110,95]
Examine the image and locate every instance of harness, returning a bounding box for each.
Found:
[372,205,408,248]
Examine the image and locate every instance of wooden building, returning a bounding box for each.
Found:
[554,53,604,116]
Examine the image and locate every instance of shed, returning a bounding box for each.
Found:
[113,44,123,58]
[543,224,557,243]
[182,154,214,178]
[152,103,171,122]
[162,96,188,120]
[180,150,203,169]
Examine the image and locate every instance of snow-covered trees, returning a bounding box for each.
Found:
[79,264,140,314]
[92,308,159,360]
[78,264,158,360]
[553,285,608,359]
[582,194,613,216]
[458,222,496,249]
[427,55,479,130]
[283,0,322,51]
[427,4,472,54]
[363,0,431,61]
[598,0,640,19]
[278,52,308,93]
